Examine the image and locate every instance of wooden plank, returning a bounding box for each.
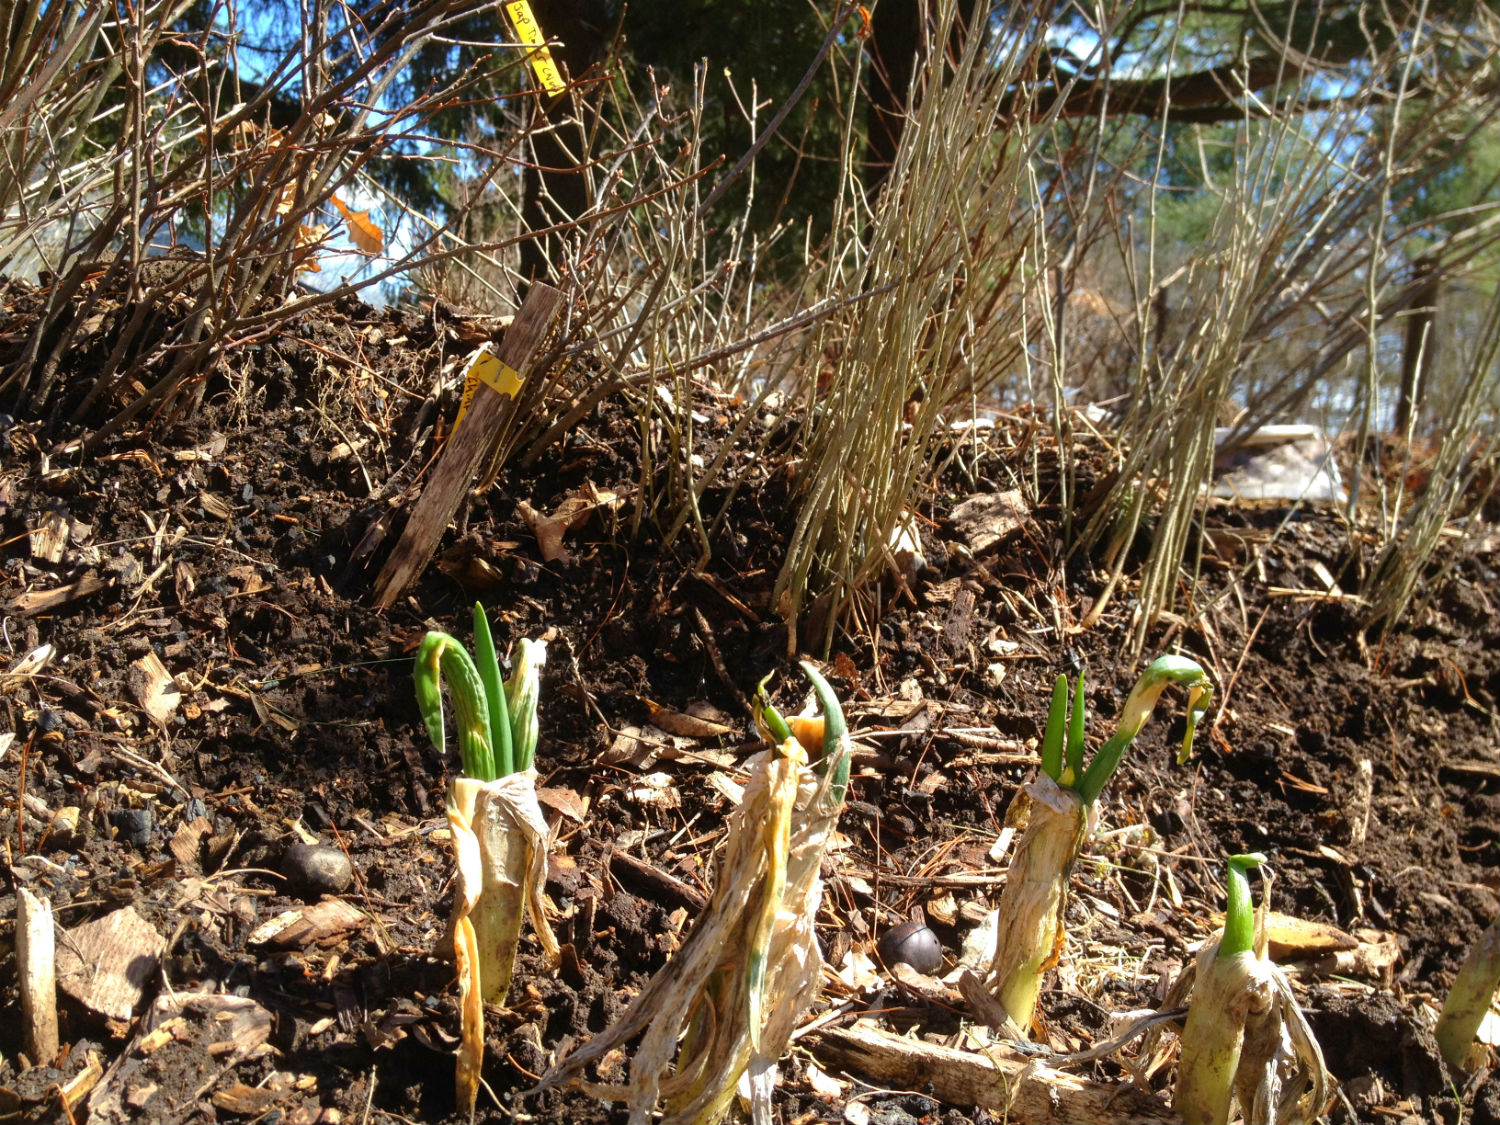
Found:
[372,283,563,608]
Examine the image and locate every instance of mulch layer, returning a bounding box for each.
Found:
[2,284,1498,1124]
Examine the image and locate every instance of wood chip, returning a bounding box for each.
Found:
[129,651,181,724]
[60,1051,103,1114]
[56,905,166,1020]
[889,961,963,1006]
[248,898,367,949]
[138,1018,188,1054]
[199,492,234,520]
[212,1083,280,1115]
[17,887,59,1064]
[169,815,213,867]
[944,587,979,649]
[5,574,110,615]
[948,490,1028,555]
[4,643,53,678]
[29,509,70,562]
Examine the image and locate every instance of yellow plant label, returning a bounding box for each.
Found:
[453,347,524,432]
[504,1,567,97]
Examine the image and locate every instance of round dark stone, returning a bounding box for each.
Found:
[877,920,944,975]
[280,843,353,899]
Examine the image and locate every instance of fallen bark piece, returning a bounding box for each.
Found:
[55,904,166,1021]
[948,490,1028,555]
[88,992,274,1122]
[212,1083,281,1115]
[5,574,110,615]
[17,887,59,1064]
[129,650,182,724]
[809,1023,1180,1125]
[248,897,367,949]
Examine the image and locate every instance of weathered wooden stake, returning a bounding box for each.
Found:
[372,283,564,608]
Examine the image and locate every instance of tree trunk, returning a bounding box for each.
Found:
[518,1,608,287]
[863,0,984,199]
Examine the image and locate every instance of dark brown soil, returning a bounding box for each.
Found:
[2,286,1498,1124]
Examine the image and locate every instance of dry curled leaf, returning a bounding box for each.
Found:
[644,699,736,739]
[294,223,329,271]
[536,786,588,823]
[518,487,619,563]
[273,179,299,216]
[331,195,384,254]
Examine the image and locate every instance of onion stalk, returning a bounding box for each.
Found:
[414,604,558,1117]
[542,661,850,1125]
[1171,853,1331,1125]
[1175,854,1270,1125]
[1435,912,1500,1072]
[987,656,1213,1031]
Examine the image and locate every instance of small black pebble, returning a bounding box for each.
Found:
[877,920,944,975]
[281,843,353,899]
[111,808,155,847]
